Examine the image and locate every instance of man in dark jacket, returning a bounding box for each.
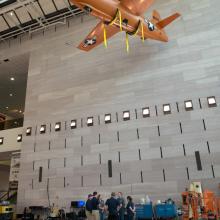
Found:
[91,192,99,220]
[105,192,120,220]
[86,194,93,220]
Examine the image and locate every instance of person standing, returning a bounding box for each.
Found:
[98,194,105,220]
[126,196,135,220]
[86,194,93,220]
[117,192,125,220]
[105,192,120,220]
[91,192,100,220]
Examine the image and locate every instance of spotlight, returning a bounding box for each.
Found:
[40,125,46,134]
[17,134,22,142]
[26,127,32,136]
[70,120,77,129]
[87,117,93,126]
[9,93,13,97]
[104,114,111,124]
[10,77,15,81]
[142,107,150,117]
[185,100,193,111]
[123,111,130,121]
[0,137,3,145]
[55,122,61,131]
[207,96,217,107]
[163,104,171,114]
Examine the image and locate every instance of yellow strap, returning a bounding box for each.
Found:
[126,20,141,36]
[118,10,122,31]
[126,33,129,53]
[134,21,141,36]
[109,9,123,31]
[141,22,145,42]
[103,24,107,48]
[109,9,119,25]
[109,9,118,26]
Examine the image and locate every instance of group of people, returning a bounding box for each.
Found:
[85,192,135,220]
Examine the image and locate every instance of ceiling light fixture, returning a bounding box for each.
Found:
[104,114,111,124]
[0,137,4,145]
[40,125,46,134]
[142,107,150,117]
[55,122,61,131]
[87,117,93,126]
[123,111,130,121]
[163,104,171,114]
[17,134,22,142]
[10,77,15,81]
[70,120,77,129]
[207,96,217,107]
[185,100,193,111]
[9,93,13,97]
[26,127,32,136]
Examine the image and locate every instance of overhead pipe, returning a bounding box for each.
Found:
[28,19,67,34]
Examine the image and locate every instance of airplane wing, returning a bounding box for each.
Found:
[120,0,154,16]
[78,21,120,52]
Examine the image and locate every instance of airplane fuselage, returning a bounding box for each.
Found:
[71,0,168,42]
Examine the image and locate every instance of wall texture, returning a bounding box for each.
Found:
[10,0,220,213]
[0,127,23,153]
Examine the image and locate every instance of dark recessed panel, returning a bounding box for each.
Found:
[195,151,202,171]
[108,160,112,178]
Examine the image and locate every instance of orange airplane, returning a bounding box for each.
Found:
[70,0,181,52]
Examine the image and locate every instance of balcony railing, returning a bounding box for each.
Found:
[0,118,24,131]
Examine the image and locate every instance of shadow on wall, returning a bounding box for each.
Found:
[0,165,10,191]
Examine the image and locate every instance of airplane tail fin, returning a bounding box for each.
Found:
[152,10,162,24]
[152,10,181,29]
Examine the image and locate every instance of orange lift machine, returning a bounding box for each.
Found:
[181,182,220,220]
